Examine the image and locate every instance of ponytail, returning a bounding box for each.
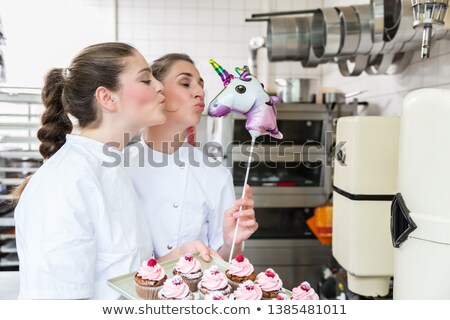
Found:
[11,68,73,200]
[38,68,73,160]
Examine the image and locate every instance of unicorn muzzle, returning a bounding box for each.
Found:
[208,98,232,117]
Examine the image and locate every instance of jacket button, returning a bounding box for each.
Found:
[173,203,179,208]
[167,244,173,250]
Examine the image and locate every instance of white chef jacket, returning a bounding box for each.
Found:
[15,134,153,299]
[124,138,235,258]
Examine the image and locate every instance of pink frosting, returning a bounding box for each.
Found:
[160,276,191,299]
[200,265,228,290]
[205,291,228,300]
[231,280,262,300]
[228,257,254,277]
[137,260,165,281]
[174,253,202,274]
[256,268,283,292]
[292,282,319,300]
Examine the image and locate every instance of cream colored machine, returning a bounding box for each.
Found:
[392,89,450,299]
[332,116,400,297]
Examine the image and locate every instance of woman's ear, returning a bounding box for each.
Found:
[95,86,117,112]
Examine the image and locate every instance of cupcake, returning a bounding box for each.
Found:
[134,258,167,300]
[229,280,262,300]
[204,291,229,300]
[225,253,256,291]
[255,268,283,299]
[157,275,195,300]
[291,281,320,300]
[197,265,232,299]
[172,253,203,292]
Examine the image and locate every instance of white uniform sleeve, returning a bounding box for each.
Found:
[207,169,236,251]
[16,177,99,299]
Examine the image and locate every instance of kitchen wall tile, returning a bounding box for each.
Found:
[229,0,245,10]
[182,0,198,8]
[213,8,229,25]
[197,9,215,25]
[246,0,265,10]
[148,7,166,24]
[166,0,182,8]
[213,0,229,9]
[229,9,246,26]
[182,8,198,24]
[149,0,166,8]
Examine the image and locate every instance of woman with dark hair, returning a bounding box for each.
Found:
[14,43,213,300]
[125,53,258,260]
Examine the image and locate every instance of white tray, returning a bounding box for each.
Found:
[107,253,291,300]
[108,253,231,300]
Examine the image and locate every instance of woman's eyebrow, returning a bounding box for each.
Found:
[138,67,152,75]
[178,72,204,85]
[177,72,193,77]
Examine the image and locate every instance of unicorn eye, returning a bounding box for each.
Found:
[235,85,246,94]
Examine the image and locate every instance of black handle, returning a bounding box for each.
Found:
[390,193,417,248]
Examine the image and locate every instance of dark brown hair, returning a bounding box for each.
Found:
[151,53,194,82]
[12,42,138,199]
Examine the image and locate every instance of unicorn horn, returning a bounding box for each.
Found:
[209,59,231,84]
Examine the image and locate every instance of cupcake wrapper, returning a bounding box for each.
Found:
[135,284,162,300]
[183,277,201,292]
[227,279,243,292]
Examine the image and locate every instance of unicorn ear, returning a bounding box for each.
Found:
[271,95,280,104]
[235,67,245,76]
[243,65,251,73]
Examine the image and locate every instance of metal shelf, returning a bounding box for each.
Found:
[0,136,39,144]
[0,211,14,227]
[0,167,38,174]
[0,122,39,130]
[0,151,42,160]
[0,87,41,104]
[0,239,16,253]
[0,178,24,186]
[0,253,19,267]
[0,227,15,240]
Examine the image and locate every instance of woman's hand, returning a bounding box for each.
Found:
[158,240,221,263]
[220,185,258,258]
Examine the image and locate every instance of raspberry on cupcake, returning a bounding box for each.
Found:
[225,253,256,291]
[134,258,167,300]
[255,268,284,299]
[172,253,203,292]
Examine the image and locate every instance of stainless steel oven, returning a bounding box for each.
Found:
[230,148,330,207]
[224,102,356,208]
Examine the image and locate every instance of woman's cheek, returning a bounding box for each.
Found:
[124,87,158,107]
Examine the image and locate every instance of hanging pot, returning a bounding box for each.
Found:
[274,78,318,103]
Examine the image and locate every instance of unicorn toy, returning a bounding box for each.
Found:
[208,59,283,263]
[208,59,283,140]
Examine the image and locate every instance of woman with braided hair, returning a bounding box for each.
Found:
[13,43,215,300]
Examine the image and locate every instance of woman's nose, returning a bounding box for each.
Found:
[154,79,164,93]
[195,85,205,99]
